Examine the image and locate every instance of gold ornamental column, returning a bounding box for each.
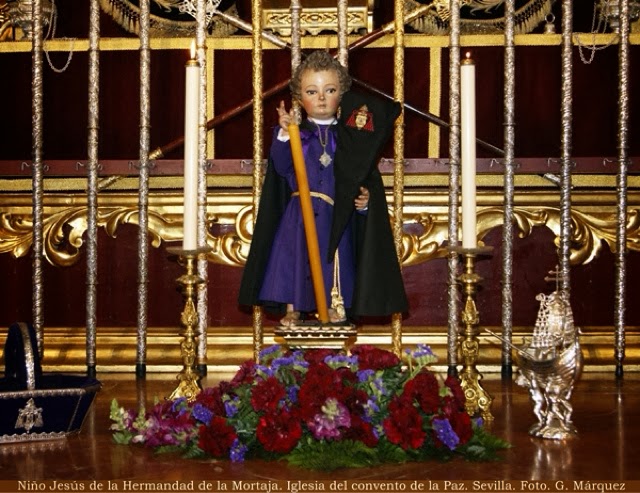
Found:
[391,0,405,356]
[251,0,264,361]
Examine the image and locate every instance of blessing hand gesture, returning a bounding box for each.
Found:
[276,100,295,137]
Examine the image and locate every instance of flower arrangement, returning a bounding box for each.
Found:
[110,344,509,471]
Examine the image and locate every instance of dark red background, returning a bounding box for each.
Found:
[1,1,638,330]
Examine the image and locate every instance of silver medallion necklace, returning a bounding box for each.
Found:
[315,121,334,166]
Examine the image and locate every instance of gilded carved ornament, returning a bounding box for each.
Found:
[1,199,639,269]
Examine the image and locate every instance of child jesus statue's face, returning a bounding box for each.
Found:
[299,69,341,121]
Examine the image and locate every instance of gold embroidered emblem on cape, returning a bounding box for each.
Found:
[346,105,374,131]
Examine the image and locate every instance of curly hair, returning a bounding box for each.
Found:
[289,51,352,102]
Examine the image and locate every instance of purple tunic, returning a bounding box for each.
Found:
[258,121,356,312]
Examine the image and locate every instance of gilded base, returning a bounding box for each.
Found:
[274,321,357,350]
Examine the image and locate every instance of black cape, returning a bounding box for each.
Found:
[238,90,408,317]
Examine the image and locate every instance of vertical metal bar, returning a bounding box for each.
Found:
[291,0,301,68]
[447,0,462,376]
[86,0,101,378]
[391,0,405,356]
[559,0,573,305]
[428,47,442,158]
[614,0,630,378]
[31,0,45,359]
[290,1,301,124]
[501,0,516,378]
[337,0,348,67]
[251,0,264,361]
[195,0,209,376]
[135,0,151,378]
[290,0,301,120]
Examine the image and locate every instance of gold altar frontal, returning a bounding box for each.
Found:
[274,321,358,350]
[262,0,376,36]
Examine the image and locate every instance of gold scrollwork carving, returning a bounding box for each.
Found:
[0,206,167,267]
[1,192,639,269]
[478,207,640,265]
[207,204,253,267]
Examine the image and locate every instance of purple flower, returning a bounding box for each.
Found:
[171,397,189,415]
[259,345,281,359]
[191,403,213,425]
[357,369,375,382]
[271,355,296,369]
[432,417,460,450]
[286,385,299,405]
[255,364,275,378]
[224,397,240,418]
[324,354,357,368]
[229,438,248,463]
[372,377,387,396]
[405,344,438,368]
[363,398,380,421]
[307,398,351,440]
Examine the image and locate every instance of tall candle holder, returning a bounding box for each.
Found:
[167,246,210,402]
[451,245,494,423]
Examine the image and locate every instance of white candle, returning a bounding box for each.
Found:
[460,53,477,249]
[183,42,200,251]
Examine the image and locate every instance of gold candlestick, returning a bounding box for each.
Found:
[167,247,209,402]
[452,246,494,423]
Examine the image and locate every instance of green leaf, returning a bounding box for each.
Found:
[285,439,380,471]
[155,445,187,455]
[458,426,512,461]
[182,445,207,459]
[111,431,133,445]
[374,439,410,464]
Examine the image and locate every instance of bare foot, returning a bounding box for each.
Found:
[280,311,301,327]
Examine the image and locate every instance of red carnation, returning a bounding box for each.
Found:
[297,363,343,420]
[382,396,425,450]
[444,375,466,411]
[251,376,286,413]
[198,417,237,458]
[351,345,400,371]
[230,359,256,387]
[448,409,473,445]
[341,387,368,416]
[303,348,338,364]
[256,410,302,453]
[193,386,227,417]
[344,414,379,448]
[403,370,441,414]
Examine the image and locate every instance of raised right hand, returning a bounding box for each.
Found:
[277,100,294,136]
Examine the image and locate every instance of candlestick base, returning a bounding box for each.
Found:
[451,246,494,423]
[166,246,210,402]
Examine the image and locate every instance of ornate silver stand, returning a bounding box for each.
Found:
[514,281,583,439]
[166,247,210,401]
[452,246,494,423]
